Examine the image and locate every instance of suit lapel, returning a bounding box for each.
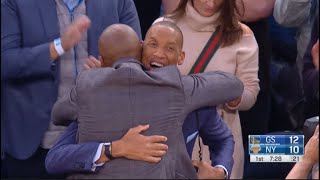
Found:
[37,0,60,40]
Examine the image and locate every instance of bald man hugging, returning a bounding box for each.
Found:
[51,22,243,179]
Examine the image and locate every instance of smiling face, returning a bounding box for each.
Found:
[192,0,224,17]
[142,24,185,70]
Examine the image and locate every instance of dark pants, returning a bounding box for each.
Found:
[1,147,65,179]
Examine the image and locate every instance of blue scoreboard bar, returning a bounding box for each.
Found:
[249,135,304,162]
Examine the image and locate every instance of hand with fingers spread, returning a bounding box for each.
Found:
[50,15,91,60]
[192,160,226,179]
[60,15,91,51]
[96,124,168,164]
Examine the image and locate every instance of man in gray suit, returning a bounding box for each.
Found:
[52,22,243,179]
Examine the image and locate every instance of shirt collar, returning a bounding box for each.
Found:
[112,58,147,70]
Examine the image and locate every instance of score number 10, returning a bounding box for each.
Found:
[288,135,303,155]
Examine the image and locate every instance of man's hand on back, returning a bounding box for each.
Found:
[113,125,168,163]
[84,56,102,70]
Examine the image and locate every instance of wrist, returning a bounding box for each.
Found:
[103,143,115,161]
[53,38,65,56]
[50,42,59,61]
[95,145,109,164]
[215,167,227,179]
[111,140,124,158]
[302,156,317,167]
[214,166,228,179]
[212,166,227,179]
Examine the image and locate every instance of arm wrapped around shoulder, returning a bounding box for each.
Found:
[183,71,244,113]
[51,87,78,126]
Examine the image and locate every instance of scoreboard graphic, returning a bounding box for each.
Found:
[249,135,304,162]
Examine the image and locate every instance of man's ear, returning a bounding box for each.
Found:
[177,51,185,65]
[140,40,144,47]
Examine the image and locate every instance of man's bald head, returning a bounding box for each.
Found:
[146,21,184,48]
[98,24,141,67]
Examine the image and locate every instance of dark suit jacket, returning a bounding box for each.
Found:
[183,107,234,178]
[46,107,234,178]
[1,0,141,159]
[52,58,243,179]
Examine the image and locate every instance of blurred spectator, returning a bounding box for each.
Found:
[158,0,260,178]
[273,0,317,74]
[268,0,318,133]
[1,0,141,178]
[286,125,319,179]
[268,15,305,132]
[302,2,319,119]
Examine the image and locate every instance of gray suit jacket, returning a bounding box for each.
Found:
[52,58,243,179]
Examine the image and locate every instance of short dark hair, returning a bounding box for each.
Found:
[148,20,184,48]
